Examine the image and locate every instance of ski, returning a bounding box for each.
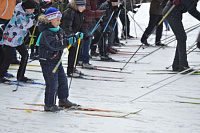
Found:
[89,67,132,74]
[72,76,125,82]
[12,80,45,86]
[24,103,128,113]
[91,58,151,64]
[7,107,44,112]
[73,109,142,118]
[7,107,142,118]
[0,81,24,87]
[12,63,123,71]
[82,73,123,79]
[10,66,132,74]
[147,72,200,75]
[113,52,147,55]
[92,65,122,70]
[175,101,200,105]
[176,95,200,100]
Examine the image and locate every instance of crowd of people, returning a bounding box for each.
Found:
[0,0,199,112]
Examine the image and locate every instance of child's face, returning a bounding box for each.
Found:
[77,6,86,13]
[26,9,35,14]
[51,18,61,28]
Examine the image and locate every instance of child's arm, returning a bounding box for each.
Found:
[42,31,74,51]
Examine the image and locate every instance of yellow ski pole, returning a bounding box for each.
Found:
[29,24,37,47]
[52,44,72,74]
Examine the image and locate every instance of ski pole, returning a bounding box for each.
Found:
[95,11,115,55]
[130,67,200,102]
[142,65,199,89]
[120,44,143,71]
[121,5,176,70]
[29,24,37,47]
[52,44,72,74]
[68,35,82,89]
[90,15,104,36]
[12,55,28,92]
[128,11,144,32]
[135,23,200,63]
[165,42,198,69]
[13,26,36,92]
[103,11,115,33]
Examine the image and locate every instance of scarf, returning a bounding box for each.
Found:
[36,26,60,46]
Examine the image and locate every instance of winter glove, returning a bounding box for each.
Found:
[75,32,84,40]
[172,0,180,6]
[197,42,200,49]
[68,36,76,45]
[65,34,76,45]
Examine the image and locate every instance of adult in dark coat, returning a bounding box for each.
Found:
[119,0,140,39]
[163,0,200,72]
[61,0,86,76]
[81,0,104,68]
[140,0,164,46]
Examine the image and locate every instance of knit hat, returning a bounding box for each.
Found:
[75,0,86,6]
[22,0,37,9]
[42,0,51,3]
[45,7,62,20]
[111,0,118,2]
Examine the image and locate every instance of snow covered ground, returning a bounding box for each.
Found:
[1,3,200,133]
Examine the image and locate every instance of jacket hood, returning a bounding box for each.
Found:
[14,3,26,14]
[38,23,54,33]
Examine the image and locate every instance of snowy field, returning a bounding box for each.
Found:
[1,3,200,133]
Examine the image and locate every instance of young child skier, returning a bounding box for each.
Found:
[37,7,78,112]
[0,0,36,83]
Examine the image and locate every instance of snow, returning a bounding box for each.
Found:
[1,3,200,133]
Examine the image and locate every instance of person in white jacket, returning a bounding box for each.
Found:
[0,0,36,83]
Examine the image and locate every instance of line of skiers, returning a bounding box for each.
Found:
[0,0,199,112]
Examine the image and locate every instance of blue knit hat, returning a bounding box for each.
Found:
[45,7,62,20]
[75,0,86,6]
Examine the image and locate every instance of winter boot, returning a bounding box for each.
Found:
[59,98,78,108]
[19,77,33,82]
[44,105,63,112]
[0,77,11,83]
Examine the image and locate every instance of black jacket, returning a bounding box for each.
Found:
[165,0,200,21]
[98,1,118,27]
[38,23,69,64]
[61,3,85,35]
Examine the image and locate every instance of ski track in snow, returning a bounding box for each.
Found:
[1,3,200,133]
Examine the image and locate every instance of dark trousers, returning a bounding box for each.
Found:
[92,27,107,56]
[40,63,69,106]
[165,11,188,69]
[0,45,28,79]
[119,13,130,37]
[141,14,163,44]
[67,43,81,74]
[0,46,4,65]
